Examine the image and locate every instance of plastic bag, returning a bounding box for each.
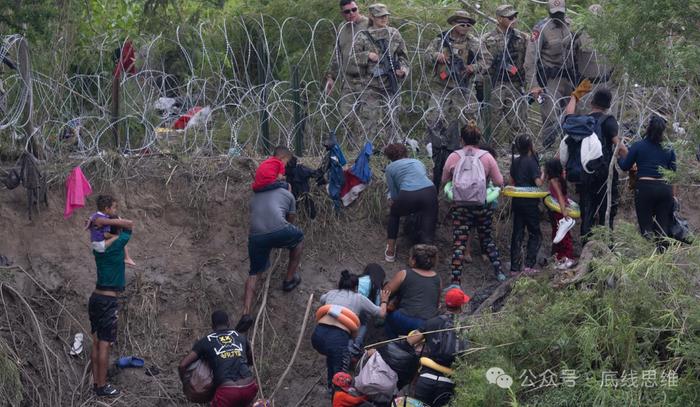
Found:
[182,359,214,403]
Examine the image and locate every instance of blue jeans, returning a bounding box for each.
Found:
[385,310,426,339]
[311,324,350,389]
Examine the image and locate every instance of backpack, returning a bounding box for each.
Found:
[355,351,398,403]
[559,114,608,184]
[452,148,488,205]
[425,315,469,367]
[182,359,214,403]
[425,314,468,367]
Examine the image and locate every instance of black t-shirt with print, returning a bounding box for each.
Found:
[192,329,253,387]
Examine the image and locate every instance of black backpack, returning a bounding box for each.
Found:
[561,114,609,184]
[425,314,468,367]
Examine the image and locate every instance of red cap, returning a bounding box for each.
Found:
[445,288,470,307]
[332,372,354,390]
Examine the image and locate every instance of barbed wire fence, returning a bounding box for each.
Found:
[1,16,696,168]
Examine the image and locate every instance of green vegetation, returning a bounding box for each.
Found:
[452,223,700,406]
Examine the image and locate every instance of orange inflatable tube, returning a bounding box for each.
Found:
[316,304,361,333]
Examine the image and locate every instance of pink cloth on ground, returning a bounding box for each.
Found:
[64,167,93,219]
[441,146,504,185]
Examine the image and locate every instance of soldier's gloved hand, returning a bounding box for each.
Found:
[571,78,593,101]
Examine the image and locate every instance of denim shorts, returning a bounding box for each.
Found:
[248,225,304,275]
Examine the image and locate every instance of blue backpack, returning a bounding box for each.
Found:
[561,114,609,183]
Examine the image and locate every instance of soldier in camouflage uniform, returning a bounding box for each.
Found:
[325,0,370,145]
[575,4,614,111]
[524,0,582,149]
[351,3,409,145]
[481,5,529,138]
[424,10,486,187]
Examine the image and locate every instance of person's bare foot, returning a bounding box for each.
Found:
[125,257,136,267]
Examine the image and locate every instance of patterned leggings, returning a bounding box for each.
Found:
[451,206,502,279]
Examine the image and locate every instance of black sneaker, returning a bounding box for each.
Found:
[282,274,301,292]
[95,384,120,397]
[235,314,254,333]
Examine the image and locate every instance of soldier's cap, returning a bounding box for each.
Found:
[496,5,518,18]
[548,0,566,13]
[368,3,390,17]
[447,10,476,26]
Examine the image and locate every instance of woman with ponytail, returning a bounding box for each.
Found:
[440,121,506,283]
[312,269,390,391]
[618,115,677,242]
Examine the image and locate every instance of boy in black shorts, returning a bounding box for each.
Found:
[88,203,134,397]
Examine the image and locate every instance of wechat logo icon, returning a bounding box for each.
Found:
[486,367,513,389]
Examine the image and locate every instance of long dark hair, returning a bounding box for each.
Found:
[338,270,359,291]
[544,159,566,195]
[645,115,667,144]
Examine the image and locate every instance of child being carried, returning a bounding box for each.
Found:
[86,195,136,266]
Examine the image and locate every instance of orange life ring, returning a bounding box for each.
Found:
[316,304,361,333]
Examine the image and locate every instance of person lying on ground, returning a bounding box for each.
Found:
[312,270,390,390]
[383,244,441,338]
[179,310,258,407]
[238,184,304,332]
[383,143,438,263]
[409,287,470,407]
[252,145,293,193]
[87,194,136,266]
[89,210,134,397]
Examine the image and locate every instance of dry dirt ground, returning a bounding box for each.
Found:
[0,155,697,406]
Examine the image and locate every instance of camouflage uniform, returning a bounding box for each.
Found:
[482,22,529,136]
[327,16,370,145]
[524,0,581,148]
[352,25,409,144]
[424,11,486,186]
[575,29,613,111]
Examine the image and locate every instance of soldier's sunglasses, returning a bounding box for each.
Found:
[343,7,358,14]
[505,15,518,20]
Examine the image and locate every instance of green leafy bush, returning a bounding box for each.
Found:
[452,223,700,406]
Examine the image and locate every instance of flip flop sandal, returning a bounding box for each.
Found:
[144,366,160,376]
[384,246,395,263]
[116,356,144,368]
[282,274,302,292]
[95,383,120,397]
[69,333,84,356]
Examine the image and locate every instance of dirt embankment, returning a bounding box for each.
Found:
[0,155,697,406]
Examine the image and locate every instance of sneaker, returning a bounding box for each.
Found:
[95,384,120,397]
[555,258,570,270]
[553,217,575,244]
[282,274,302,292]
[522,267,540,275]
[564,258,577,269]
[235,314,254,332]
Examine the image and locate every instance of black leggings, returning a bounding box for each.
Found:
[387,186,438,243]
[634,180,674,239]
